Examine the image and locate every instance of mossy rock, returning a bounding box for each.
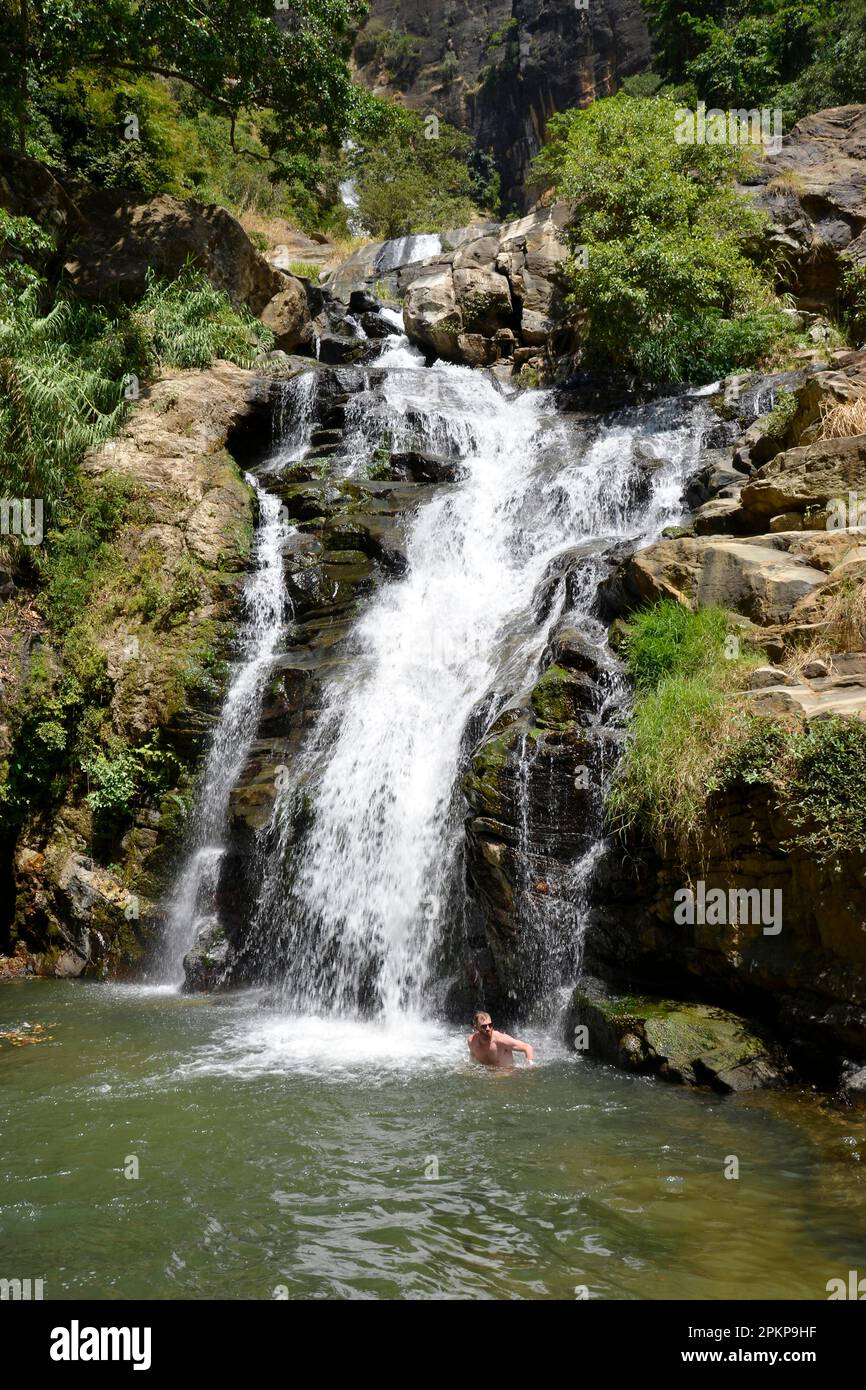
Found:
[567,975,790,1092]
[530,663,595,729]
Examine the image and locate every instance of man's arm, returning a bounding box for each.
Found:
[494,1031,535,1063]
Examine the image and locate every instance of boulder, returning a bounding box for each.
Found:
[403,267,463,357]
[0,149,315,342]
[347,204,570,370]
[63,189,285,314]
[452,265,513,335]
[567,976,789,1092]
[260,278,314,351]
[738,434,866,528]
[619,535,825,625]
[183,921,230,992]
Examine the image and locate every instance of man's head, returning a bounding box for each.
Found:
[474,1011,493,1037]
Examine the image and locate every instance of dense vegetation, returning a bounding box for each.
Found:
[608,601,759,851]
[0,210,267,850]
[610,600,866,866]
[643,0,866,117]
[0,223,272,514]
[345,108,498,240]
[0,1,493,238]
[0,0,371,168]
[533,94,793,384]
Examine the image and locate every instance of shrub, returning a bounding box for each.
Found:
[782,717,866,863]
[346,108,489,239]
[0,287,127,507]
[532,94,789,384]
[83,749,140,815]
[0,261,273,519]
[130,266,274,370]
[619,600,732,690]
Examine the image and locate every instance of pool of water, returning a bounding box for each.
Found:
[2,979,865,1300]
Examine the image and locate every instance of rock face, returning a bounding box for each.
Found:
[590,352,866,1079]
[739,435,866,528]
[352,0,652,206]
[329,204,572,374]
[613,534,827,625]
[0,150,313,348]
[462,629,620,1011]
[0,360,296,978]
[568,976,790,1092]
[747,106,866,315]
[588,769,866,1077]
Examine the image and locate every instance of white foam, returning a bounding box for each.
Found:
[175,1012,464,1081]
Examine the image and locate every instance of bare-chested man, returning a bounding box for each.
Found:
[468,1011,535,1069]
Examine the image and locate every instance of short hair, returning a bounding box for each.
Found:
[473,1011,492,1026]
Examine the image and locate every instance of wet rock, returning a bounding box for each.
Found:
[183,921,230,993]
[567,976,790,1092]
[315,331,369,365]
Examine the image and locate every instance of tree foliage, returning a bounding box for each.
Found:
[642,0,866,117]
[532,94,788,383]
[0,0,378,172]
[346,108,497,239]
[0,233,272,510]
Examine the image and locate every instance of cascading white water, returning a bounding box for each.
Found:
[375,233,442,275]
[258,331,712,1019]
[159,480,292,981]
[268,372,317,473]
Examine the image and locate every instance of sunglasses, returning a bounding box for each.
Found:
[479,1022,493,1031]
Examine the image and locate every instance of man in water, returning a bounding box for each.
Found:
[468,1011,535,1068]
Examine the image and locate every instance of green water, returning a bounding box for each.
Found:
[2,979,866,1301]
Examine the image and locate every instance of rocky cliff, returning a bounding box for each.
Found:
[352,0,652,207]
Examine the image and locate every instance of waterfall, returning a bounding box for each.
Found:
[375,233,443,275]
[247,334,712,1019]
[158,479,292,982]
[268,372,317,472]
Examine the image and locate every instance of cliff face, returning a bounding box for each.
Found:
[352,0,653,207]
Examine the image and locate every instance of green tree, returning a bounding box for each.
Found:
[641,0,864,118]
[532,94,788,383]
[347,108,493,239]
[0,0,375,171]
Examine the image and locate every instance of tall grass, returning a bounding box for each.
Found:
[130,266,273,371]
[0,257,274,516]
[0,290,126,504]
[608,601,760,855]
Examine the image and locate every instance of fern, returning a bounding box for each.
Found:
[0,258,274,515]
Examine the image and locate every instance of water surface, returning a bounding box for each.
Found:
[3,980,865,1300]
